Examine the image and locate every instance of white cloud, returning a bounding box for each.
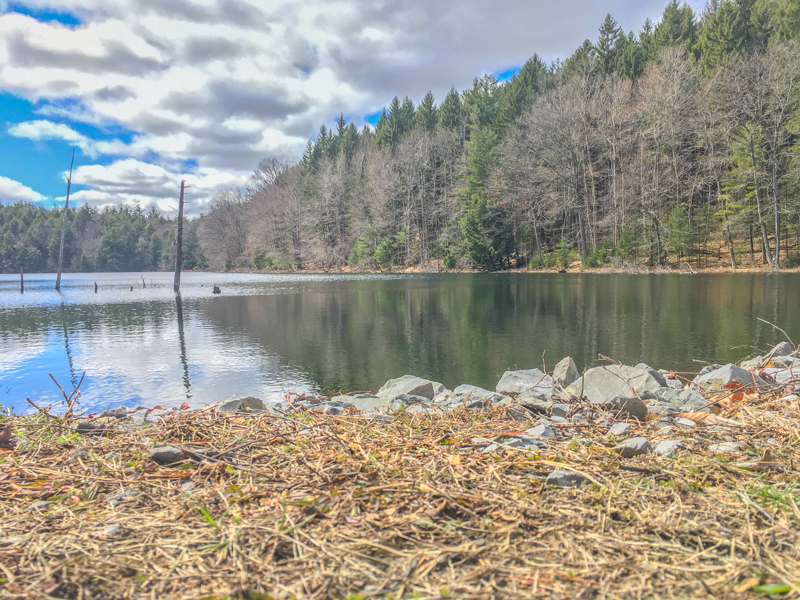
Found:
[0,175,45,202]
[1,0,684,209]
[68,158,247,215]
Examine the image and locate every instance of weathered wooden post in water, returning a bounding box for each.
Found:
[55,148,75,292]
[173,180,186,293]
[20,268,23,294]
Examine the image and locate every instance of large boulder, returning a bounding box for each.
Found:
[563,364,665,404]
[552,357,579,390]
[377,375,446,400]
[496,369,553,398]
[691,363,766,393]
[634,363,668,388]
[453,384,509,404]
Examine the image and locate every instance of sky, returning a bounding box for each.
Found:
[0,0,706,216]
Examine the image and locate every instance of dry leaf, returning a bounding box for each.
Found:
[675,412,742,427]
[733,577,760,593]
[445,454,462,466]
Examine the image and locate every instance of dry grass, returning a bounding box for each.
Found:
[1,395,799,600]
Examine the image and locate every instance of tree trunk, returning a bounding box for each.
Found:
[749,140,773,265]
[725,220,737,269]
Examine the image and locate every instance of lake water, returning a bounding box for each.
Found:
[1,271,798,414]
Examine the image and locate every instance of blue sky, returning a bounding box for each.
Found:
[0,0,706,214]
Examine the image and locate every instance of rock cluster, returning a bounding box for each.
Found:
[69,342,797,486]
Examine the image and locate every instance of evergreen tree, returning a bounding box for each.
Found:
[614,31,645,78]
[496,54,548,130]
[414,91,438,132]
[594,14,622,74]
[438,86,464,132]
[653,1,698,55]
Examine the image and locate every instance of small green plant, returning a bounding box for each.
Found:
[783,253,800,268]
[557,238,574,270]
[194,506,220,528]
[374,237,395,270]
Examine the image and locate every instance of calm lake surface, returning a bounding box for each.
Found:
[1,271,798,414]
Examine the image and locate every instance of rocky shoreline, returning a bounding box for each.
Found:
[77,342,799,475]
[3,344,799,598]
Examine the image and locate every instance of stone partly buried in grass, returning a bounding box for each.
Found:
[546,469,586,487]
[614,437,652,458]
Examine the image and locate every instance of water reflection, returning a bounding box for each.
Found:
[1,272,798,414]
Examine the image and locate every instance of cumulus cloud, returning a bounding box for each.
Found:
[0,0,689,210]
[0,175,45,202]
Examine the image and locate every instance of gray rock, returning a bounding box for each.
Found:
[564,365,665,404]
[653,388,709,412]
[674,417,697,429]
[517,395,553,414]
[149,446,183,465]
[332,393,391,412]
[459,398,493,410]
[504,405,535,422]
[99,407,128,419]
[103,524,122,536]
[526,423,556,438]
[692,364,766,393]
[654,440,683,457]
[27,500,49,511]
[614,437,651,458]
[145,409,173,422]
[239,396,267,412]
[552,357,579,390]
[76,421,102,435]
[432,390,455,403]
[496,369,553,398]
[407,404,439,415]
[570,413,586,423]
[740,356,763,369]
[770,356,798,368]
[550,415,568,424]
[316,404,343,415]
[645,402,682,417]
[771,341,794,357]
[634,363,668,388]
[608,396,648,420]
[390,394,431,410]
[546,470,586,487]
[710,441,746,454]
[760,367,800,388]
[550,403,571,418]
[453,384,508,404]
[377,375,445,400]
[180,481,196,492]
[492,435,546,451]
[608,422,632,437]
[217,397,242,412]
[659,370,684,389]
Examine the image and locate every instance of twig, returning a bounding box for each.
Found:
[756,317,795,349]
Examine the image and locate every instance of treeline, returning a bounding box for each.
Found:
[201,0,800,271]
[0,203,206,273]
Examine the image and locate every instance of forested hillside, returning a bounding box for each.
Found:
[201,0,800,271]
[0,203,206,273]
[3,0,799,274]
